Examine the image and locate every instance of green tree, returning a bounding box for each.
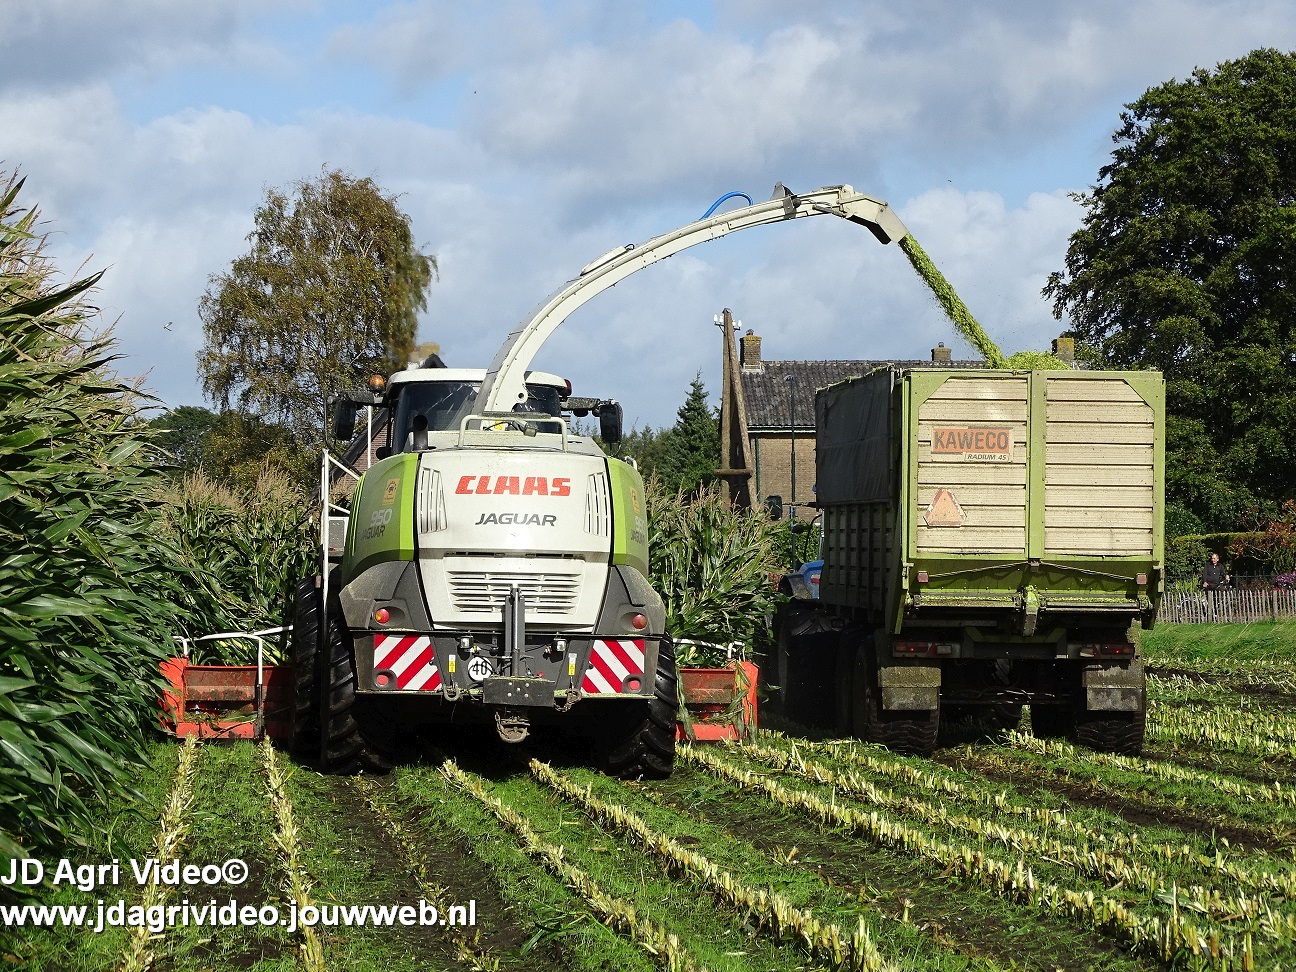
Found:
[147,406,312,490]
[655,374,720,494]
[198,168,436,444]
[148,404,219,472]
[1044,49,1296,530]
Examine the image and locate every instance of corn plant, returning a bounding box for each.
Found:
[1003,731,1296,808]
[528,758,900,972]
[733,739,1296,911]
[156,470,316,662]
[0,174,187,861]
[681,745,1256,969]
[1149,703,1296,760]
[647,484,784,667]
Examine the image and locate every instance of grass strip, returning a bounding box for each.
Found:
[528,758,901,972]
[118,735,202,972]
[439,760,705,972]
[736,737,1296,908]
[680,744,1254,970]
[348,775,502,971]
[259,738,326,972]
[1144,622,1296,667]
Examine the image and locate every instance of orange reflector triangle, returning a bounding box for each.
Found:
[924,488,965,527]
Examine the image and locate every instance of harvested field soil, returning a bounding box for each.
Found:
[14,626,1296,972]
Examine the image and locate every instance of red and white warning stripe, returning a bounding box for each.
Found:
[374,635,442,692]
[580,639,646,694]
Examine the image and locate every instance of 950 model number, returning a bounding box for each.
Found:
[361,508,393,540]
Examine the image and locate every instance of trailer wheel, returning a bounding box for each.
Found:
[289,577,322,757]
[295,575,404,773]
[851,640,939,756]
[599,637,677,780]
[1075,706,1146,756]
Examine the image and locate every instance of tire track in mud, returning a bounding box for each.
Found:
[286,763,551,972]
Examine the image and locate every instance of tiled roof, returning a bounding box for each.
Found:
[740,359,983,429]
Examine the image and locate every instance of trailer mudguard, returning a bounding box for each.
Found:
[879,665,941,710]
[1083,661,1145,712]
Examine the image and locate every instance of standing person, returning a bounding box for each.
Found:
[1201,552,1231,590]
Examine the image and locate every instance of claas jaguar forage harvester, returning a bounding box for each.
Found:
[291,184,911,776]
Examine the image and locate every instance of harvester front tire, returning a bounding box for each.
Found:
[296,578,405,774]
[852,641,939,757]
[289,577,321,758]
[599,637,677,780]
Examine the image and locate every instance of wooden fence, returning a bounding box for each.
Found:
[1159,588,1296,624]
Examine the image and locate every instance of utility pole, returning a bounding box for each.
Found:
[716,308,754,509]
[785,373,796,523]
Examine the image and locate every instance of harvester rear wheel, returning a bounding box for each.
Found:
[599,637,677,780]
[851,640,939,756]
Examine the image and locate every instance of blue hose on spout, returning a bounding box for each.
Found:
[701,191,753,219]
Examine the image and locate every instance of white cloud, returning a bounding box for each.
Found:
[2,1,1294,428]
[0,0,297,92]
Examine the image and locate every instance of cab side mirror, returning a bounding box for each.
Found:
[764,494,784,520]
[598,401,623,445]
[330,400,358,442]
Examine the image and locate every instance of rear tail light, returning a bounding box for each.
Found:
[892,641,954,657]
[894,640,936,656]
[1078,643,1135,657]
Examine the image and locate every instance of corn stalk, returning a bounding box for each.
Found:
[1003,730,1296,808]
[528,759,900,972]
[118,736,202,972]
[681,745,1255,969]
[742,737,1296,903]
[439,760,705,972]
[259,738,326,972]
[1150,703,1296,760]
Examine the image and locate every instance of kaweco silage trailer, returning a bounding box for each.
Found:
[775,366,1164,756]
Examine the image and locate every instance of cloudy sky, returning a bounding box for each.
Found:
[4,1,1295,429]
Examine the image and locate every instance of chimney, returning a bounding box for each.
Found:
[931,341,952,364]
[1052,335,1075,363]
[740,329,763,371]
